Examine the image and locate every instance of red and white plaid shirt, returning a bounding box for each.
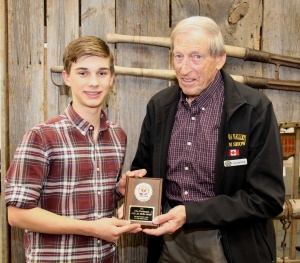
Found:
[166,71,224,203]
[5,103,126,262]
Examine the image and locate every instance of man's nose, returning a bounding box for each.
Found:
[180,57,193,74]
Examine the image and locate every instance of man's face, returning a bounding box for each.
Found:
[173,29,226,102]
[62,55,114,114]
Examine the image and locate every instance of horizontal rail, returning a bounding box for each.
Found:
[50,66,300,92]
[106,33,300,69]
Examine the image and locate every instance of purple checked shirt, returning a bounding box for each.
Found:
[5,103,126,263]
[166,71,224,203]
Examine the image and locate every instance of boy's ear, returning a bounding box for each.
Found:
[62,70,70,86]
[109,73,115,87]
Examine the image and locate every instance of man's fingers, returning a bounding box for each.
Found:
[111,218,142,233]
[120,223,142,234]
[136,169,147,177]
[152,213,171,225]
[111,217,130,226]
[128,227,143,234]
[127,169,147,178]
[142,225,171,236]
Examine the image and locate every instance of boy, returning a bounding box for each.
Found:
[5,36,144,262]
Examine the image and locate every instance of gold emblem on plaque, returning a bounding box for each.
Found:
[134,183,153,202]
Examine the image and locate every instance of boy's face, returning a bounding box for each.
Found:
[62,55,114,113]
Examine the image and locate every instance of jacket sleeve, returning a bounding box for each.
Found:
[184,102,285,229]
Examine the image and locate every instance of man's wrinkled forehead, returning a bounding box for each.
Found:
[173,31,210,54]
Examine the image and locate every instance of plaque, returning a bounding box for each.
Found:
[124,177,163,228]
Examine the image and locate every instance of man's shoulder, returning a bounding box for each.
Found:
[222,71,271,106]
[150,84,181,105]
[235,81,271,106]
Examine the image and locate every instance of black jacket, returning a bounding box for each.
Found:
[131,70,285,263]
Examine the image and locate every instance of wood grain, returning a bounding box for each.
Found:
[46,0,79,118]
[7,1,45,262]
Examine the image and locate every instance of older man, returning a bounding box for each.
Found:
[131,16,285,263]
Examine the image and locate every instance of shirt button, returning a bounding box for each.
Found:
[187,142,192,146]
[89,125,94,130]
[97,191,101,195]
[184,166,189,170]
[184,191,188,195]
[191,116,196,121]
[98,215,101,219]
[201,107,205,111]
[96,167,100,172]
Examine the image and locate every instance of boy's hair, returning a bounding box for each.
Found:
[63,36,114,74]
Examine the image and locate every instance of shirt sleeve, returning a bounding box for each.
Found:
[5,128,49,209]
[114,183,124,200]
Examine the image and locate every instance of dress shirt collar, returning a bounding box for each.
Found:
[65,102,108,136]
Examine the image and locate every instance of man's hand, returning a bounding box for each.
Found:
[117,169,147,196]
[90,217,142,242]
[142,205,186,236]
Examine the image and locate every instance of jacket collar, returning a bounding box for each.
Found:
[221,70,247,120]
[163,70,247,119]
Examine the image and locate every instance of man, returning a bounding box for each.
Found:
[130,16,285,263]
[5,36,144,262]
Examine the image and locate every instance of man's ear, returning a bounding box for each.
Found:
[216,53,227,70]
[62,70,70,87]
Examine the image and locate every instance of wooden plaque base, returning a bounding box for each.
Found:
[124,177,163,228]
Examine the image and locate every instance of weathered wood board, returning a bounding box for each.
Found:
[46,0,79,118]
[262,0,300,123]
[1,1,300,263]
[262,1,300,260]
[0,0,9,262]
[81,0,117,123]
[114,1,170,262]
[7,1,45,262]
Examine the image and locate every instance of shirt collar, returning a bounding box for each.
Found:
[180,71,224,107]
[65,102,108,136]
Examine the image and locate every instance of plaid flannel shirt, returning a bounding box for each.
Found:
[5,103,126,262]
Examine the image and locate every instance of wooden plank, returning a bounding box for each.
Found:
[261,0,300,123]
[262,1,300,257]
[8,0,45,152]
[7,0,45,262]
[0,0,9,261]
[80,0,117,121]
[115,0,170,262]
[81,0,115,40]
[288,128,300,260]
[171,0,263,79]
[171,0,201,26]
[115,0,170,172]
[46,0,79,119]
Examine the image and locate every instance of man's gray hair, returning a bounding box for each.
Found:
[170,16,226,57]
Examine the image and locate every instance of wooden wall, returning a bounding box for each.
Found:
[1,0,300,262]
